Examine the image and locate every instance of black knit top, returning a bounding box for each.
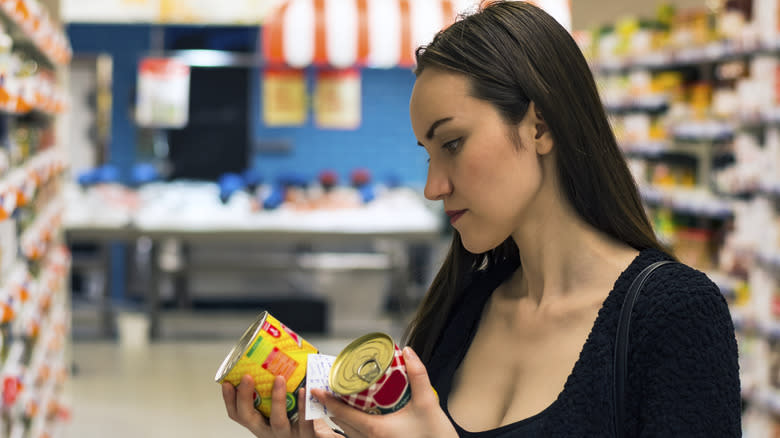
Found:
[427,248,741,437]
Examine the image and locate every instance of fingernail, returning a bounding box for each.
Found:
[403,346,418,361]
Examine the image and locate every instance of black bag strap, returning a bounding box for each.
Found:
[614,260,674,438]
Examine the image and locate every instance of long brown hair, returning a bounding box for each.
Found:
[404,1,669,363]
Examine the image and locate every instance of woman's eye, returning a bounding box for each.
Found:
[443,138,461,152]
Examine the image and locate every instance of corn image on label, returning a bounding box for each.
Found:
[260,347,298,381]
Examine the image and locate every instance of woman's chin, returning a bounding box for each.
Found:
[460,237,498,255]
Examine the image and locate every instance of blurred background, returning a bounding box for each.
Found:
[0,0,777,436]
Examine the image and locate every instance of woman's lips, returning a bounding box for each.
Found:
[446,209,467,224]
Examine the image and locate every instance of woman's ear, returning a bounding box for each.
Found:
[529,102,553,155]
[534,105,546,139]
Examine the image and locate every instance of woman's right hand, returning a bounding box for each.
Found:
[222,375,342,438]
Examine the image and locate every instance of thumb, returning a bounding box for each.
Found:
[403,347,437,407]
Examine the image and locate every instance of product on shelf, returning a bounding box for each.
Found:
[351,168,375,204]
[0,0,71,66]
[675,227,717,271]
[217,172,244,205]
[0,0,69,435]
[257,169,381,211]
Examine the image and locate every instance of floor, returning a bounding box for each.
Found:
[64,339,355,438]
[63,311,407,438]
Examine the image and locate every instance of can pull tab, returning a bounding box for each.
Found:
[357,359,381,383]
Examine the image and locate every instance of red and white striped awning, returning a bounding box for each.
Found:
[262,0,459,69]
[262,0,572,69]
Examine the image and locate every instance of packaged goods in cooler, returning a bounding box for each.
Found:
[350,168,375,204]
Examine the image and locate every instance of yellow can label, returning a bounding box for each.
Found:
[221,313,317,418]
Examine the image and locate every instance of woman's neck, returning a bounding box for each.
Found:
[506,196,636,307]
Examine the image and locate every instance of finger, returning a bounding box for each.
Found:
[329,419,362,438]
[296,387,314,431]
[403,347,437,407]
[310,389,366,432]
[222,382,239,421]
[269,375,292,434]
[312,418,347,437]
[236,375,268,434]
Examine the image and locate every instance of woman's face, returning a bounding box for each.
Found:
[409,69,553,254]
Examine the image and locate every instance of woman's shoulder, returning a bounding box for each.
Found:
[625,252,741,436]
[637,253,725,306]
[631,250,734,341]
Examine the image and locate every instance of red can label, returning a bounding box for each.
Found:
[338,343,411,414]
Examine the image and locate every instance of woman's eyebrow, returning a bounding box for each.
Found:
[425,117,453,140]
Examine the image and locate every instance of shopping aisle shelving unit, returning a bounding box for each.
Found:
[578,3,780,435]
[0,0,71,437]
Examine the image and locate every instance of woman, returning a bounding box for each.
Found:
[222,2,741,436]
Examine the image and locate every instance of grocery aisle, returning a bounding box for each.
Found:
[47,0,780,436]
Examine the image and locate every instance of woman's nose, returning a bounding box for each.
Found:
[424,162,452,201]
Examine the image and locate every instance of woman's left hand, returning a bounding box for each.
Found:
[310,347,457,438]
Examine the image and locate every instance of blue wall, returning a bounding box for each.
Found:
[66,24,428,188]
[251,67,427,187]
[66,24,152,183]
[67,24,154,305]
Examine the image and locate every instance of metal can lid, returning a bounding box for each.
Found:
[329,332,395,395]
[214,311,269,383]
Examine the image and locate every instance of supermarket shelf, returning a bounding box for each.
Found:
[0,86,67,117]
[640,185,733,219]
[609,101,780,132]
[737,108,780,130]
[756,249,780,271]
[707,270,741,301]
[621,140,673,157]
[0,2,70,69]
[618,123,735,159]
[19,200,63,261]
[621,139,721,159]
[764,321,780,341]
[742,388,780,416]
[0,12,52,70]
[0,148,67,219]
[759,181,780,199]
[604,96,669,114]
[588,13,780,429]
[731,308,761,337]
[712,173,780,199]
[730,308,780,341]
[670,120,735,143]
[594,39,771,74]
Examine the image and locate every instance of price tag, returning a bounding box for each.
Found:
[305,354,336,420]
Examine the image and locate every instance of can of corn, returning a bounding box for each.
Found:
[215,311,317,421]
